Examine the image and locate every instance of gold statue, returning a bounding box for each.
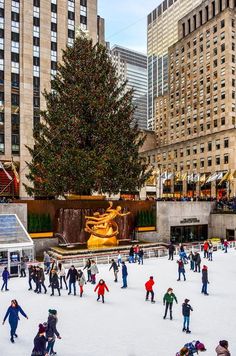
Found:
[85,201,130,248]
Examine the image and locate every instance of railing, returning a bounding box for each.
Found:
[48,241,236,269]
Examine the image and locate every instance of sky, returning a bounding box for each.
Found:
[98,0,161,54]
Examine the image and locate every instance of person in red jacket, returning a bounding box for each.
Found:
[203,241,209,258]
[94,279,109,303]
[145,276,155,303]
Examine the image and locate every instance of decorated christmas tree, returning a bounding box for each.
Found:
[25,33,150,197]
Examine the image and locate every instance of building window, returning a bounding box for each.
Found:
[224,138,229,148]
[216,156,220,165]
[224,154,229,164]
[221,117,225,125]
[208,157,212,167]
[208,142,212,151]
[221,20,225,28]
[216,140,220,150]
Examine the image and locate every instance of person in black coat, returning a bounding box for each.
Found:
[66,265,78,295]
[28,265,35,291]
[129,246,134,263]
[83,259,92,282]
[168,243,175,261]
[182,299,193,333]
[201,265,209,295]
[46,309,61,355]
[138,248,144,265]
[50,270,60,296]
[193,252,201,272]
[31,324,47,356]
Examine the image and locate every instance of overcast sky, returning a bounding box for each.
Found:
[98,0,161,54]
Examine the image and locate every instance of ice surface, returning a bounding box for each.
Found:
[0,249,235,356]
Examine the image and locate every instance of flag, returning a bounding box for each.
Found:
[182,172,188,180]
[193,173,200,182]
[0,162,13,181]
[219,171,230,185]
[206,172,218,183]
[199,174,206,183]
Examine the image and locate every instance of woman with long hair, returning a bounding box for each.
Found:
[2,299,28,343]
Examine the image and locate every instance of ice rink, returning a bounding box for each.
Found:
[1,248,235,356]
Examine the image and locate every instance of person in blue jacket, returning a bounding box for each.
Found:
[121,261,128,288]
[1,266,10,291]
[2,299,28,343]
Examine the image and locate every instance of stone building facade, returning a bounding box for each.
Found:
[0,0,104,197]
[142,0,236,199]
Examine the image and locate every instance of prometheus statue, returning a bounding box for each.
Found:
[85,201,130,248]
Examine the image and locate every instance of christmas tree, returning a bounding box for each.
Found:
[25,33,150,197]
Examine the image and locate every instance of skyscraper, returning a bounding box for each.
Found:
[147,0,202,130]
[111,45,147,130]
[0,0,104,197]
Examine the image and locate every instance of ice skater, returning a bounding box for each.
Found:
[1,266,10,291]
[31,323,47,356]
[177,259,186,281]
[67,265,78,295]
[168,242,175,261]
[203,240,209,258]
[121,261,128,288]
[138,247,144,265]
[215,340,231,355]
[163,288,178,320]
[58,262,68,290]
[46,309,61,356]
[94,279,109,303]
[117,251,122,267]
[20,257,27,277]
[2,299,28,343]
[77,269,86,297]
[223,239,229,253]
[50,270,60,296]
[28,265,36,291]
[83,258,92,282]
[145,276,155,303]
[88,260,99,285]
[188,251,194,271]
[193,251,201,272]
[208,242,213,261]
[182,298,193,333]
[201,265,209,295]
[109,259,119,282]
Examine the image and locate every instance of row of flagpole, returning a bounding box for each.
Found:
[152,170,236,186]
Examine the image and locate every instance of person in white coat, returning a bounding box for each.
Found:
[77,269,86,297]
[58,263,68,290]
[88,261,99,285]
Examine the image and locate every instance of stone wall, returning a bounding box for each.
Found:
[0,203,27,228]
[156,201,215,242]
[33,238,58,259]
[209,213,236,239]
[136,231,159,243]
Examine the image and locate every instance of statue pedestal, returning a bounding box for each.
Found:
[87,234,118,248]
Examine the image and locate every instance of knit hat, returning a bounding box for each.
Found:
[150,276,153,279]
[219,340,228,348]
[48,309,57,315]
[38,323,46,334]
[167,288,173,292]
[184,299,190,303]
[196,342,206,351]
[203,265,208,270]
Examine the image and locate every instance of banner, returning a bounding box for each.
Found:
[0,162,13,181]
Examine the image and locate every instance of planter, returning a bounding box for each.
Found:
[135,226,156,232]
[30,232,54,239]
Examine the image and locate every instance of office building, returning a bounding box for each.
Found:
[142,0,236,199]
[0,0,104,197]
[147,0,202,130]
[111,45,148,130]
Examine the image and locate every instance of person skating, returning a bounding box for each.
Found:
[188,251,194,271]
[177,341,206,355]
[58,262,68,290]
[46,309,61,356]
[36,266,47,294]
[182,299,193,333]
[163,287,178,320]
[94,279,109,303]
[2,299,28,343]
[43,252,51,274]
[215,340,231,356]
[50,270,60,296]
[83,258,92,282]
[193,251,201,272]
[67,265,78,295]
[138,247,144,265]
[1,266,10,291]
[109,259,119,282]
[203,240,209,258]
[177,259,186,281]
[20,257,27,277]
[88,260,99,285]
[129,246,135,263]
[168,242,175,261]
[134,245,140,262]
[145,276,155,303]
[201,265,209,295]
[121,261,128,288]
[77,269,86,297]
[223,239,229,253]
[208,242,213,261]
[117,251,122,267]
[28,265,36,291]
[31,323,48,356]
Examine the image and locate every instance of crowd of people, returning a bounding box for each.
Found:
[0,241,232,355]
